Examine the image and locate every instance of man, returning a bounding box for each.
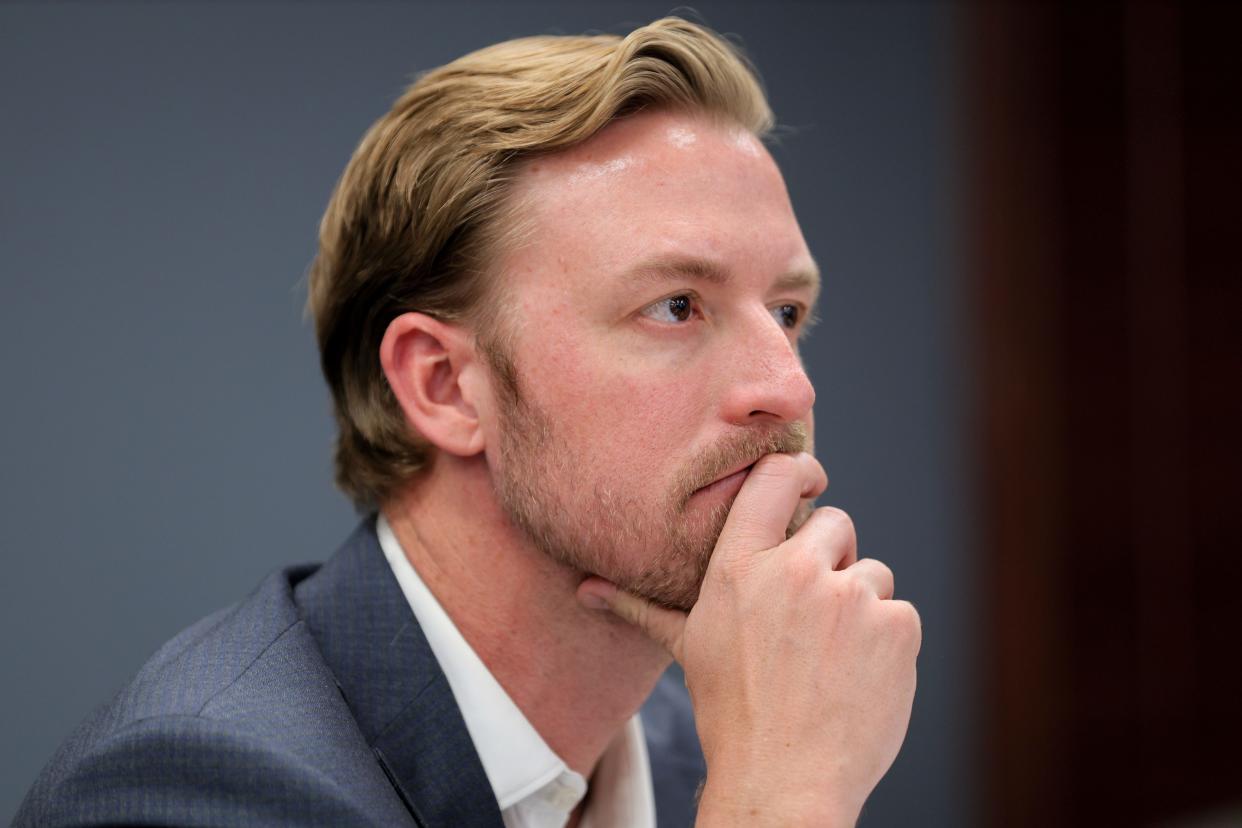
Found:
[17,17,919,828]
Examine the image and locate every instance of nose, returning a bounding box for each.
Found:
[718,310,816,427]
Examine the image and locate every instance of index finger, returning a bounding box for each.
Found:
[712,451,826,562]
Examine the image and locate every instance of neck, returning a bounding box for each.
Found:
[382,454,672,777]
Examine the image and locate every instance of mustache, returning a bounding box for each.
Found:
[674,422,809,507]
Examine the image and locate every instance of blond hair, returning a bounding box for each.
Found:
[308,17,773,511]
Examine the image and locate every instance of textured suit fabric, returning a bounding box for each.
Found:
[16,518,706,827]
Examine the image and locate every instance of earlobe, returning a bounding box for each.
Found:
[380,313,486,458]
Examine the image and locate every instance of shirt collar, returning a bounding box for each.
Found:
[377,512,577,809]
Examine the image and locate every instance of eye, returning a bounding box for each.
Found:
[642,294,696,324]
[772,303,801,329]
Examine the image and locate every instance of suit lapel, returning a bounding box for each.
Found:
[295,517,504,828]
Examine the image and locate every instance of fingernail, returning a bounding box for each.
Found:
[579,591,610,611]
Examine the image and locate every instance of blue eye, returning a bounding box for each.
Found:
[773,304,800,328]
[643,294,695,323]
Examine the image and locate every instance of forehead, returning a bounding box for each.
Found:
[499,110,813,292]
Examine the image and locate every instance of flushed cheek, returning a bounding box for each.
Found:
[574,346,700,418]
[534,348,703,467]
[585,376,708,487]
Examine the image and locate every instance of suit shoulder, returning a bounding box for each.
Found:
[112,564,319,721]
[17,563,413,826]
[13,713,396,827]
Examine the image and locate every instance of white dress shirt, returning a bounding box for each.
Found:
[377,514,656,828]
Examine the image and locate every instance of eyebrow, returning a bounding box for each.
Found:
[623,255,821,303]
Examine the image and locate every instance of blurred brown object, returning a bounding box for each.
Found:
[966,2,1242,826]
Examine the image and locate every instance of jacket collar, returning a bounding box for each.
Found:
[294,517,504,828]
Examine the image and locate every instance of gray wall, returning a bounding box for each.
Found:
[0,3,973,824]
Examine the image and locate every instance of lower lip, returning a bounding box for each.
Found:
[693,466,752,502]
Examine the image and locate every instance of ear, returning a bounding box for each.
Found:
[380,312,487,458]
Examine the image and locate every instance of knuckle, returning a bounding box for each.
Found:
[633,600,653,632]
[821,505,854,528]
[615,593,643,628]
[813,506,856,541]
[782,544,821,588]
[802,507,848,544]
[890,600,923,643]
[832,571,870,603]
[864,558,894,581]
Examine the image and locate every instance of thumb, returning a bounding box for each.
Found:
[577,577,687,662]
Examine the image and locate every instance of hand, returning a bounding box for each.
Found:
[578,452,921,827]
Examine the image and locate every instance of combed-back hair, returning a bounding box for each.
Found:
[308,17,774,511]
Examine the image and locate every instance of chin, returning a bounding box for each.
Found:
[622,496,813,610]
[619,537,716,614]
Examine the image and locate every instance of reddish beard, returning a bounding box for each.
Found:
[487,343,811,610]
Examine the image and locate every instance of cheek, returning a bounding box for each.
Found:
[529,337,707,475]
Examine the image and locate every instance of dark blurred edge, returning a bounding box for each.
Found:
[966,2,1242,826]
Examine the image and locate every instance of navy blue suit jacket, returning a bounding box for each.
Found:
[16,519,706,827]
